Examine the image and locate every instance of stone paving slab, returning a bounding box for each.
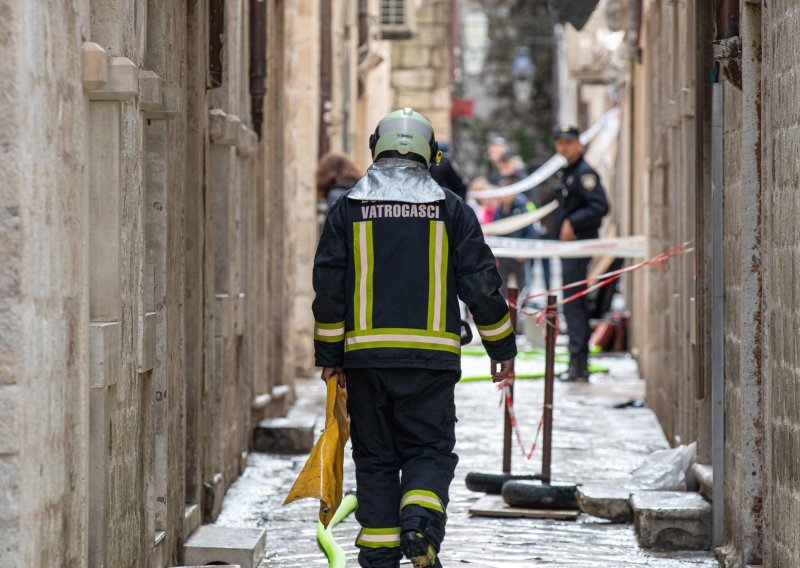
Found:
[214,354,718,567]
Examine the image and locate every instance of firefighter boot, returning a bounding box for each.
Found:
[400,530,442,568]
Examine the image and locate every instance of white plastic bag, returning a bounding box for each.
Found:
[627,442,696,491]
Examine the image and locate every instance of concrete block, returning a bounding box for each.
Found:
[81,42,107,90]
[183,504,202,541]
[209,109,241,145]
[631,491,711,550]
[183,526,265,568]
[253,412,316,454]
[89,321,121,389]
[88,57,138,101]
[691,463,713,501]
[152,531,166,568]
[266,384,293,417]
[576,484,632,523]
[138,312,156,373]
[138,70,162,112]
[203,472,225,522]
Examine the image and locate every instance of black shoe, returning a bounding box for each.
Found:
[557,356,589,383]
[400,530,442,568]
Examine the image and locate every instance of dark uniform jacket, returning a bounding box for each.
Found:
[313,189,517,371]
[554,155,609,240]
[429,157,468,200]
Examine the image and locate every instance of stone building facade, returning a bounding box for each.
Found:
[390,0,454,143]
[1,0,449,565]
[0,0,306,564]
[565,1,800,565]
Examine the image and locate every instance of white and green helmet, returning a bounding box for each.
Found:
[369,107,442,167]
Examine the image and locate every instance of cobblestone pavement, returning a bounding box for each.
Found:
[214,354,718,567]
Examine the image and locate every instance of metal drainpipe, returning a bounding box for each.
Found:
[710,61,725,549]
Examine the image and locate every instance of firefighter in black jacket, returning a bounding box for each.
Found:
[313,108,516,568]
[552,125,609,382]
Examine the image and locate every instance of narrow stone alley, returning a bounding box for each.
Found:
[214,353,717,567]
[6,1,800,566]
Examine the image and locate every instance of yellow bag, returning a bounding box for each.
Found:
[283,377,350,527]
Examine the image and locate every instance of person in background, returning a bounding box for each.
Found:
[316,152,363,209]
[492,172,535,296]
[467,177,497,225]
[552,125,609,382]
[429,141,468,200]
[487,136,508,184]
[496,150,527,185]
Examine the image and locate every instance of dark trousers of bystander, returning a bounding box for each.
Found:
[561,257,592,360]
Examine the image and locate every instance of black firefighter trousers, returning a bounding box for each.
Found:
[346,367,459,568]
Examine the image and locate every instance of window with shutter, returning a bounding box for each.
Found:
[380,0,416,40]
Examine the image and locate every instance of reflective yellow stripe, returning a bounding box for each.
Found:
[356,527,401,548]
[476,313,513,341]
[344,328,461,354]
[400,489,445,513]
[314,321,345,343]
[353,221,374,331]
[427,221,448,332]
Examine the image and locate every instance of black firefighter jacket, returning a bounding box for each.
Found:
[313,190,517,371]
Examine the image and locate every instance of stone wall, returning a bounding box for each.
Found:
[761,2,800,565]
[0,0,318,565]
[391,0,452,141]
[0,1,90,565]
[629,0,709,459]
[628,0,800,565]
[283,0,320,378]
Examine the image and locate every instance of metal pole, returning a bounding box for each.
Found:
[710,71,725,547]
[541,295,557,485]
[502,287,518,474]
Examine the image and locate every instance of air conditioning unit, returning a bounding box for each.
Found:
[380,0,416,40]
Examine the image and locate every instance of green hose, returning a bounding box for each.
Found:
[317,492,358,568]
[460,362,609,382]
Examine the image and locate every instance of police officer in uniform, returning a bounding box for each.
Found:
[312,108,517,568]
[552,125,609,382]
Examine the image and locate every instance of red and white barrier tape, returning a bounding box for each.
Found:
[510,241,695,322]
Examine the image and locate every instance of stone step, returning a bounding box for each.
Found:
[631,491,711,551]
[183,525,266,568]
[252,396,318,454]
[576,484,632,522]
[691,463,713,501]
